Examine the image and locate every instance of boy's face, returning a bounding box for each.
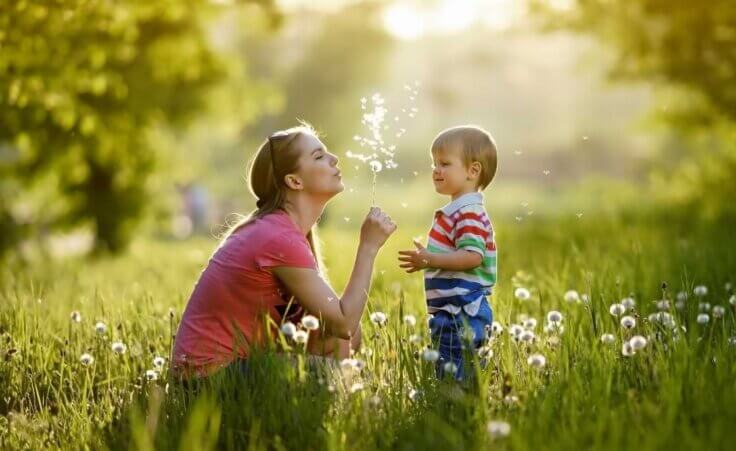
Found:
[431,147,473,196]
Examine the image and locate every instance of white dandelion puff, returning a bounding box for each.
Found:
[369,311,388,326]
[609,303,626,317]
[729,295,736,306]
[564,290,580,303]
[629,335,647,350]
[514,287,531,301]
[111,342,127,354]
[403,315,417,327]
[94,322,107,335]
[656,300,670,311]
[620,316,636,329]
[349,382,364,394]
[621,297,636,310]
[697,313,710,325]
[547,311,563,324]
[487,421,511,439]
[409,334,422,344]
[70,311,82,323]
[509,324,524,339]
[293,330,309,344]
[491,321,504,335]
[622,341,635,357]
[80,353,94,365]
[519,330,536,343]
[712,305,725,319]
[694,285,708,297]
[443,362,458,375]
[523,318,538,330]
[676,291,688,302]
[699,302,711,312]
[281,322,297,337]
[145,370,159,381]
[153,356,166,369]
[527,353,546,368]
[600,333,615,344]
[301,315,320,331]
[422,349,440,362]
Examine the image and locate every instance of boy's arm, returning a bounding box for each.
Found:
[398,240,482,272]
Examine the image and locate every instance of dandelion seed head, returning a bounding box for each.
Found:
[697,313,710,325]
[369,311,387,326]
[600,333,616,344]
[409,334,422,344]
[509,324,524,339]
[70,311,82,323]
[620,316,636,329]
[523,318,537,330]
[519,330,535,343]
[145,370,159,381]
[514,287,531,301]
[293,330,309,344]
[609,303,626,317]
[153,356,166,369]
[629,335,647,350]
[699,302,711,312]
[80,353,94,365]
[656,299,670,311]
[621,297,636,310]
[403,314,416,327]
[694,285,708,297]
[422,349,440,362]
[487,420,511,439]
[349,382,364,394]
[729,295,736,306]
[622,341,635,357]
[712,305,725,318]
[527,353,546,368]
[281,322,297,337]
[443,361,458,375]
[564,290,580,303]
[94,322,107,335]
[301,315,320,331]
[547,310,563,323]
[111,342,127,354]
[491,321,504,335]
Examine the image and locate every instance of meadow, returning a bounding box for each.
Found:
[2,207,735,451]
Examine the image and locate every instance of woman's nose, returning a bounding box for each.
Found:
[330,154,339,166]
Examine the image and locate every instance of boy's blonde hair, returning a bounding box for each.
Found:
[431,125,498,190]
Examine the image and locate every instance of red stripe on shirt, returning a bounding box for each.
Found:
[429,228,454,247]
[455,225,490,240]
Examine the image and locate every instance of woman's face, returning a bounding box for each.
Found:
[292,133,344,198]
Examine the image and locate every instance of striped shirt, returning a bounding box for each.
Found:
[424,192,496,316]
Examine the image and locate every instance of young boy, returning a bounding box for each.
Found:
[398,125,497,380]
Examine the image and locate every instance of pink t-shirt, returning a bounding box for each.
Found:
[172,210,317,376]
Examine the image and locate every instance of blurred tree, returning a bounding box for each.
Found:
[0,0,276,257]
[530,0,736,220]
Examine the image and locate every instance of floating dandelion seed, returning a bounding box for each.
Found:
[80,353,94,365]
[403,315,417,327]
[514,287,531,301]
[153,356,166,369]
[600,333,615,344]
[620,316,636,329]
[293,330,308,344]
[343,217,351,223]
[281,322,296,337]
[111,342,127,354]
[422,349,440,362]
[564,290,580,303]
[547,311,563,324]
[301,315,320,331]
[94,322,107,335]
[145,370,159,381]
[697,313,710,325]
[514,150,522,155]
[629,335,647,350]
[543,170,551,175]
[369,311,387,326]
[694,285,708,297]
[527,353,546,368]
[576,212,584,218]
[609,303,626,317]
[70,311,82,323]
[401,202,408,208]
[487,421,511,439]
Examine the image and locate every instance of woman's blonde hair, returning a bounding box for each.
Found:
[220,123,324,272]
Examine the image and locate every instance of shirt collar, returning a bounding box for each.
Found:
[436,192,484,216]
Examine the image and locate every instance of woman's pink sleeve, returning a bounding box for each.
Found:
[254,232,317,270]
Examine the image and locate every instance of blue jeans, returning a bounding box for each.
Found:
[428,299,493,380]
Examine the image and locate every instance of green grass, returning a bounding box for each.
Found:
[1,214,735,450]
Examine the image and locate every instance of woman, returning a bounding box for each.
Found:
[172,124,396,377]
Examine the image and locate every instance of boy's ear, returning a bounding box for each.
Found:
[469,161,482,179]
[284,174,303,190]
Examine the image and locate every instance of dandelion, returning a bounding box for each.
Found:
[609,303,626,317]
[547,311,563,324]
[145,370,159,381]
[621,297,636,310]
[94,322,107,335]
[153,356,166,369]
[487,420,511,440]
[281,322,297,337]
[527,353,546,368]
[656,300,670,311]
[422,349,440,362]
[509,324,524,339]
[730,295,736,306]
[564,290,580,303]
[70,311,82,323]
[111,342,127,354]
[409,334,422,344]
[581,293,590,304]
[403,314,417,327]
[369,311,387,326]
[729,337,736,346]
[620,316,636,329]
[544,322,564,334]
[478,346,493,358]
[80,353,94,365]
[600,333,615,344]
[699,302,711,312]
[522,318,537,330]
[629,335,647,350]
[514,287,531,301]
[712,305,725,319]
[621,341,635,357]
[676,291,688,302]
[726,282,733,292]
[340,358,360,373]
[519,330,535,343]
[491,321,504,335]
[293,330,309,344]
[408,388,420,401]
[443,361,458,375]
[301,315,320,331]
[694,285,708,297]
[349,382,364,394]
[675,299,686,310]
[697,313,710,325]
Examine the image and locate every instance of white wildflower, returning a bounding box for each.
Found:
[145,370,159,381]
[697,313,710,325]
[281,322,297,337]
[620,316,636,329]
[621,297,636,310]
[80,353,94,365]
[712,305,725,319]
[293,330,309,344]
[629,335,647,350]
[676,291,688,302]
[94,322,107,335]
[111,342,127,354]
[522,318,538,330]
[301,315,320,331]
[730,295,736,306]
[153,356,166,369]
[656,300,670,311]
[491,321,504,335]
[443,362,458,375]
[70,311,82,323]
[514,287,531,301]
[546,310,563,324]
[509,324,524,339]
[609,303,626,317]
[621,341,635,357]
[369,311,387,326]
[349,382,364,393]
[699,302,711,312]
[519,330,535,343]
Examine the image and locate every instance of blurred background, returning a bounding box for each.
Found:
[1,0,734,261]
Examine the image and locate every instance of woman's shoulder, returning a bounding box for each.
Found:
[231,210,305,245]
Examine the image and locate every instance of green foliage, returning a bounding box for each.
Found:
[0,0,274,256]
[1,216,735,450]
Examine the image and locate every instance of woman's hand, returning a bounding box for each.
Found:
[359,207,397,252]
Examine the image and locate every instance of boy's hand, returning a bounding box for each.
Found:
[398,240,432,273]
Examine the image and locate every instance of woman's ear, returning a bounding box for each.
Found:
[284,174,303,190]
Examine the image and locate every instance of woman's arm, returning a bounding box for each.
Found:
[272,208,396,339]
